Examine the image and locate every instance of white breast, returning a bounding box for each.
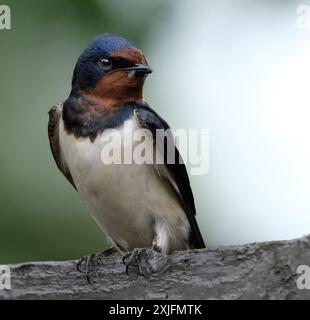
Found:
[59,114,190,254]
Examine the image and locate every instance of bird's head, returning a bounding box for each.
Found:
[71,34,152,108]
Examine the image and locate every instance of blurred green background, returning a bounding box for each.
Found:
[0,0,171,263]
[1,0,310,264]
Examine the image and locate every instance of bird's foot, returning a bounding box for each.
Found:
[122,247,172,278]
[122,248,155,278]
[77,247,115,283]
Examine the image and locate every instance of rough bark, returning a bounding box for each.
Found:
[1,235,310,300]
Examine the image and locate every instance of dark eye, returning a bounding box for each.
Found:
[98,57,112,70]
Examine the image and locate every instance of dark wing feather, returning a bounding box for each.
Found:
[134,102,205,249]
[48,102,77,190]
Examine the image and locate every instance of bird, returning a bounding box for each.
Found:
[48,34,205,276]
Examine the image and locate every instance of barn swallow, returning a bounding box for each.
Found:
[48,34,205,277]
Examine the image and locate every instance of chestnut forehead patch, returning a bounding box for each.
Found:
[111,48,147,65]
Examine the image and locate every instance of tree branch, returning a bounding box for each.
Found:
[1,235,310,299]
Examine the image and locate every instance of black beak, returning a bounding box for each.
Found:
[130,64,153,74]
[120,64,152,75]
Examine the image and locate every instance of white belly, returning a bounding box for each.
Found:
[59,115,190,254]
